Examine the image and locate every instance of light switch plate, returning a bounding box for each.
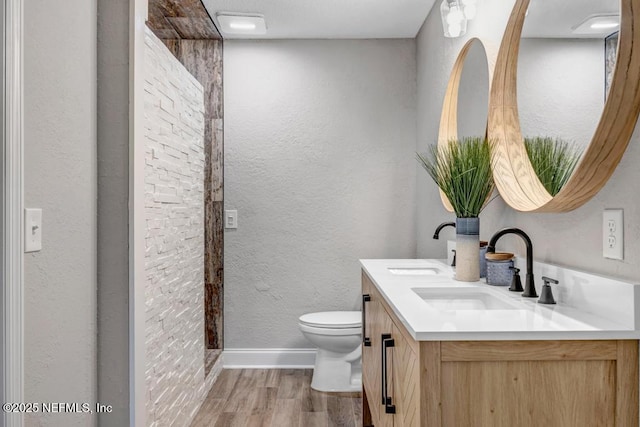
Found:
[225,210,238,229]
[603,209,623,260]
[24,208,43,252]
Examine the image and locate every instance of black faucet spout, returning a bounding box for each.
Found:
[433,222,456,239]
[487,228,537,298]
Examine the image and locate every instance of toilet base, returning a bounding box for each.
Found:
[310,348,362,393]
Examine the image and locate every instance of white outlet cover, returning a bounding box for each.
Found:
[24,208,43,253]
[603,209,623,260]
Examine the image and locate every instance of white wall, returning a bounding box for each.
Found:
[24,0,98,425]
[417,1,640,282]
[518,38,603,148]
[224,39,417,349]
[457,40,489,140]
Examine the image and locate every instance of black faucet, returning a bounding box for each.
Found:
[433,222,456,239]
[487,228,537,298]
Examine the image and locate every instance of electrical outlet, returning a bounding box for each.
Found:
[603,209,623,260]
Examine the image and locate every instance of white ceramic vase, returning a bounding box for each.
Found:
[455,217,480,282]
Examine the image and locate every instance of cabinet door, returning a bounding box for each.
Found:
[362,274,394,427]
[391,323,420,427]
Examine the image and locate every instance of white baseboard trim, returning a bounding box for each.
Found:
[223,348,317,369]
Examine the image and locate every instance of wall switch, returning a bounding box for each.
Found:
[603,209,623,260]
[225,210,238,229]
[24,208,43,253]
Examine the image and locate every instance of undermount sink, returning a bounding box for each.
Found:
[388,267,441,276]
[412,287,521,311]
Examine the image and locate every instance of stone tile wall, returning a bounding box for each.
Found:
[143,27,209,427]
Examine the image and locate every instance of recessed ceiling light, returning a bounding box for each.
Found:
[229,21,256,31]
[216,13,267,35]
[572,14,620,35]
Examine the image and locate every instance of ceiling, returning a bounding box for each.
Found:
[201,0,437,39]
[523,0,620,38]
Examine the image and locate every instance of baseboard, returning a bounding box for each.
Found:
[223,348,316,369]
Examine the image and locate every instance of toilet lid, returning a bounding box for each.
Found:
[299,311,361,329]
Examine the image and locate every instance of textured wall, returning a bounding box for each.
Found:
[417,1,640,282]
[24,0,98,425]
[224,39,417,349]
[518,38,603,149]
[143,28,210,426]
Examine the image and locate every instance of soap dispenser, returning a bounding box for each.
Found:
[509,267,524,292]
[538,276,558,305]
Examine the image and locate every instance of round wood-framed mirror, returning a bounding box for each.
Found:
[488,0,640,212]
[438,38,491,212]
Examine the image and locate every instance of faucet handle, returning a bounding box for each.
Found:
[508,266,523,292]
[539,276,558,305]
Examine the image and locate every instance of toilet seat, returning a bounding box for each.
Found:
[299,323,361,336]
[298,311,361,329]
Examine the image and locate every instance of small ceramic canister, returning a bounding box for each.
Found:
[479,241,488,278]
[485,252,514,286]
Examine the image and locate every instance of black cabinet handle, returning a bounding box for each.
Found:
[362,294,371,346]
[381,334,391,405]
[382,335,396,414]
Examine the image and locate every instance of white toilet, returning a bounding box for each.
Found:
[298,311,362,392]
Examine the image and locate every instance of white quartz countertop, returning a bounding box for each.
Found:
[360,259,640,341]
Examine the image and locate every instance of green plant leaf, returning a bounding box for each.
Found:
[523,136,583,196]
[416,137,495,218]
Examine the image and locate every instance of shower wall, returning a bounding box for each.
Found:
[143,27,215,426]
[147,0,225,356]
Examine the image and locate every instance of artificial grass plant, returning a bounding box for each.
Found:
[416,137,494,218]
[523,136,583,196]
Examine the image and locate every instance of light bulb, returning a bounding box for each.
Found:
[447,5,464,25]
[440,0,467,38]
[448,23,462,37]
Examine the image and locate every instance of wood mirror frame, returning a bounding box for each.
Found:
[437,38,491,212]
[488,0,640,212]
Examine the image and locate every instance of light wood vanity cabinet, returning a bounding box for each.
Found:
[362,272,431,427]
[361,271,639,427]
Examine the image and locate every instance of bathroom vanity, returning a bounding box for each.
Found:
[360,259,640,427]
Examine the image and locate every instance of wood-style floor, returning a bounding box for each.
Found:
[190,369,362,427]
[204,349,222,376]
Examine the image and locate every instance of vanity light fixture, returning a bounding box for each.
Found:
[572,14,620,35]
[440,0,468,38]
[216,13,267,35]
